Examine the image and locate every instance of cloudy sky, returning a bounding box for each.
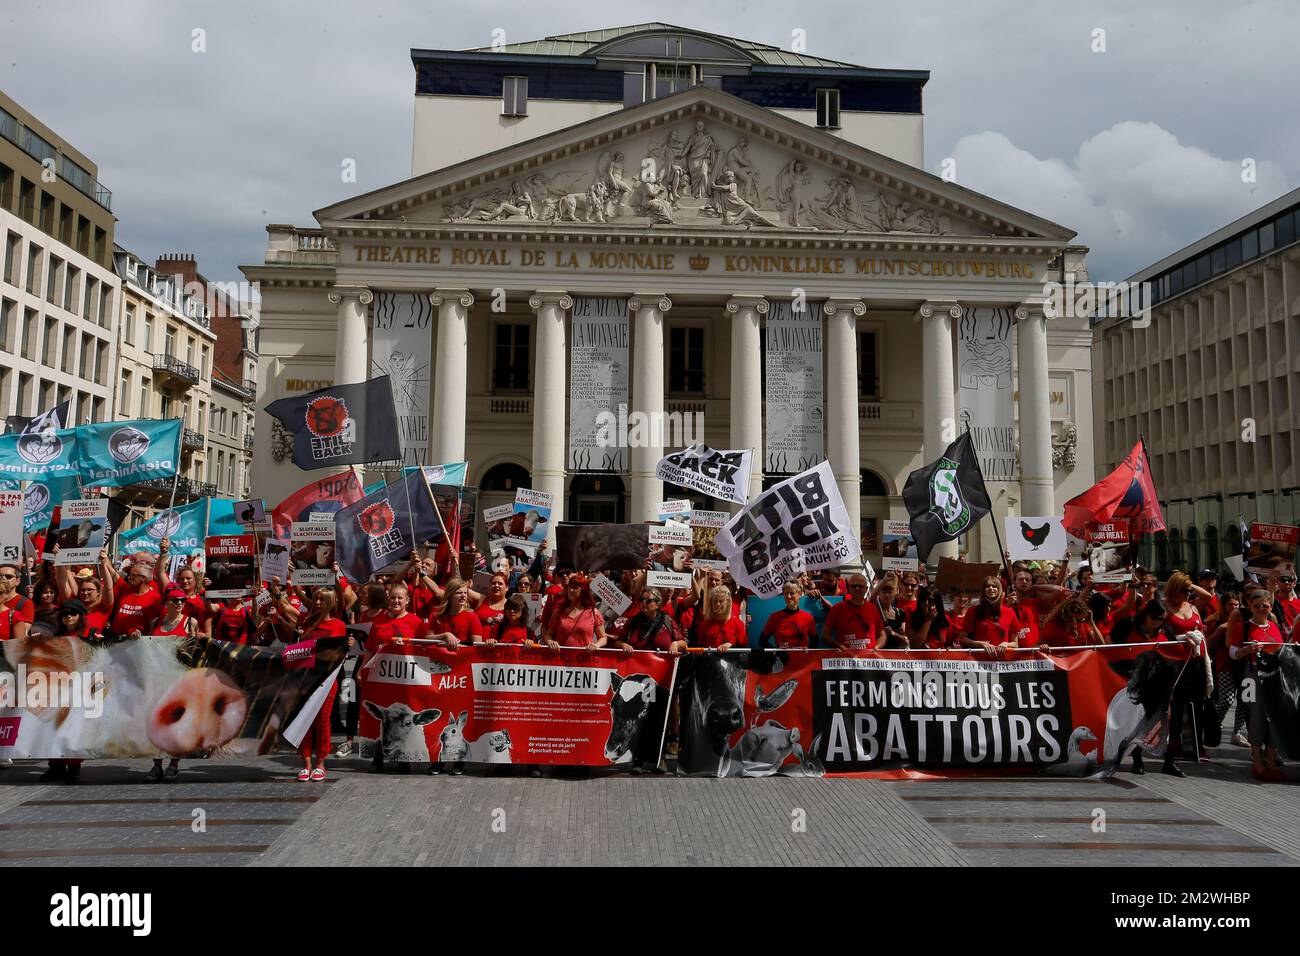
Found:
[5,0,1295,284]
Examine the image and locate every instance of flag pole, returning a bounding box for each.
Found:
[970,435,1014,584]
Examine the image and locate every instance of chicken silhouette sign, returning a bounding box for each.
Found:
[1005,515,1067,560]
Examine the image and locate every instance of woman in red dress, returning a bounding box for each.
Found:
[543,574,606,651]
[1229,588,1289,781]
[471,573,510,642]
[295,589,347,782]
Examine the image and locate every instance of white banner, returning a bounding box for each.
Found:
[372,292,433,468]
[569,296,629,472]
[0,490,22,565]
[1006,515,1067,561]
[647,570,692,590]
[764,299,823,474]
[716,461,860,598]
[956,307,1018,482]
[655,443,753,505]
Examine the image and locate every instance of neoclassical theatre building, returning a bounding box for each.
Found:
[244,24,1095,562]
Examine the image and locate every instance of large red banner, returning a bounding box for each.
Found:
[358,642,678,767]
[676,643,1194,778]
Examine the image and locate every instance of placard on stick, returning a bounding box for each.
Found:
[290,521,336,586]
[53,498,109,566]
[205,535,257,598]
[934,557,1001,595]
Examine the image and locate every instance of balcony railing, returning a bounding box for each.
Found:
[182,428,205,450]
[243,432,255,450]
[152,352,200,386]
[241,378,257,395]
[129,476,215,499]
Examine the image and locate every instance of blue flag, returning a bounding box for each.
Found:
[404,461,468,488]
[23,475,82,532]
[335,470,442,582]
[0,427,80,482]
[77,419,182,489]
[118,497,208,555]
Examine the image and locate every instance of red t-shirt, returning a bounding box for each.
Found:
[4,593,34,625]
[1275,596,1300,632]
[113,590,163,635]
[0,607,20,640]
[475,601,507,642]
[692,616,746,650]
[824,600,884,651]
[1232,617,1284,653]
[153,615,192,638]
[496,624,530,645]
[961,605,1023,645]
[1012,602,1041,646]
[761,608,816,649]
[408,582,439,619]
[182,594,209,625]
[303,617,347,643]
[433,609,482,644]
[1164,606,1204,638]
[215,604,253,644]
[1040,619,1089,648]
[370,611,425,648]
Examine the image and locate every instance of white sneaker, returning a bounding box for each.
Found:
[0,758,13,768]
[334,740,354,758]
[1230,733,1249,747]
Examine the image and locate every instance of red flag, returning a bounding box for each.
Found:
[1063,440,1165,539]
[271,471,366,538]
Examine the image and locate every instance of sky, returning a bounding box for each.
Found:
[3,0,1295,285]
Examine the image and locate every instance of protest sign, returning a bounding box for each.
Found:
[647,570,692,590]
[52,497,109,566]
[935,557,1002,595]
[690,510,728,570]
[655,444,753,505]
[1246,522,1299,575]
[233,499,267,527]
[591,573,632,615]
[556,522,649,572]
[656,499,693,523]
[290,521,337,586]
[715,462,860,598]
[262,538,291,584]
[205,535,257,597]
[0,490,23,565]
[881,520,919,571]
[1086,521,1134,583]
[1007,515,1067,561]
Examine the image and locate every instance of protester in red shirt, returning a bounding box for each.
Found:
[427,578,483,649]
[684,585,746,650]
[109,556,162,637]
[472,573,510,641]
[896,572,921,615]
[1230,588,1288,781]
[958,577,1023,657]
[1273,573,1300,633]
[296,589,347,782]
[155,541,212,639]
[369,584,426,650]
[0,563,35,628]
[616,588,686,654]
[493,596,531,645]
[907,587,953,649]
[824,572,883,651]
[761,581,817,650]
[1038,597,1105,649]
[213,598,255,644]
[1163,572,1207,640]
[544,574,606,650]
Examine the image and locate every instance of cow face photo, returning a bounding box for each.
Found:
[558,522,649,572]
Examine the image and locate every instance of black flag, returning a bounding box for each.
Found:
[902,432,992,562]
[334,470,443,582]
[264,376,401,470]
[5,400,70,435]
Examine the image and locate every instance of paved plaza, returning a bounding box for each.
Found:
[2,731,1297,867]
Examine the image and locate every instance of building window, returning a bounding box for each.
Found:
[139,378,150,418]
[216,451,225,491]
[3,231,18,284]
[21,307,36,359]
[201,345,209,379]
[25,243,39,295]
[0,298,11,353]
[61,327,76,373]
[42,317,58,366]
[858,330,880,399]
[143,313,153,352]
[502,76,528,116]
[46,254,60,303]
[120,370,132,415]
[63,265,78,313]
[165,326,175,358]
[668,326,705,394]
[816,89,841,129]
[124,305,134,344]
[492,322,530,391]
[16,373,32,416]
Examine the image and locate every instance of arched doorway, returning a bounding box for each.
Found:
[1204,524,1220,575]
[859,468,890,562]
[569,474,626,523]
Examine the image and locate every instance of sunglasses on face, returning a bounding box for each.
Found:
[60,610,81,617]
[0,574,16,580]
[642,598,661,605]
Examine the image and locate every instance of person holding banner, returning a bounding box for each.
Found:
[957,577,1022,658]
[907,587,954,649]
[1038,598,1106,649]
[471,573,510,641]
[427,578,483,649]
[616,589,686,655]
[685,585,746,651]
[869,572,909,650]
[295,590,346,782]
[1229,588,1289,782]
[543,575,607,651]
[495,595,531,645]
[759,581,817,650]
[824,573,884,652]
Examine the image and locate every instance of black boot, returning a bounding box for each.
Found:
[368,755,384,774]
[1130,751,1145,775]
[64,764,81,785]
[1162,757,1186,778]
[147,761,164,783]
[39,763,66,783]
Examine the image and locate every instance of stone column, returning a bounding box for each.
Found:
[327,285,372,481]
[824,298,865,542]
[919,301,961,563]
[529,291,571,545]
[1016,303,1055,517]
[628,294,672,522]
[428,289,474,465]
[725,295,766,503]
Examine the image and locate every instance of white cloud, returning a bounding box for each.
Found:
[949,122,1291,279]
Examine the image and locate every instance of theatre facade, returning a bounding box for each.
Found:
[245,68,1094,564]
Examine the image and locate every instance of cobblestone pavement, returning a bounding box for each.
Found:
[1,736,1296,866]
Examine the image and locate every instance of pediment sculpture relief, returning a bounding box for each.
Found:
[438,120,961,235]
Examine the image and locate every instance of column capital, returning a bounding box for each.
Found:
[917,300,962,320]
[628,294,672,313]
[725,295,769,315]
[1014,302,1046,321]
[822,297,866,317]
[328,285,372,306]
[429,289,475,308]
[528,291,573,311]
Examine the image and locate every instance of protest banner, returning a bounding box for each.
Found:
[590,573,632,615]
[265,376,401,470]
[556,522,649,571]
[501,488,552,556]
[1246,522,1299,575]
[935,558,1002,595]
[656,499,693,523]
[690,510,728,570]
[205,535,257,597]
[0,490,22,565]
[0,426,80,481]
[19,475,79,533]
[881,520,919,571]
[290,521,337,586]
[1086,521,1134,583]
[676,643,1192,778]
[715,461,860,598]
[272,471,367,538]
[1007,515,1068,561]
[373,292,433,468]
[76,419,182,489]
[52,498,109,566]
[956,307,1018,482]
[647,570,692,590]
[358,642,676,767]
[0,634,344,759]
[655,444,753,505]
[260,538,291,582]
[334,471,442,583]
[118,497,206,556]
[233,499,266,527]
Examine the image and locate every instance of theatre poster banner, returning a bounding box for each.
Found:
[956,306,1018,481]
[371,292,432,468]
[569,296,629,473]
[764,299,823,474]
